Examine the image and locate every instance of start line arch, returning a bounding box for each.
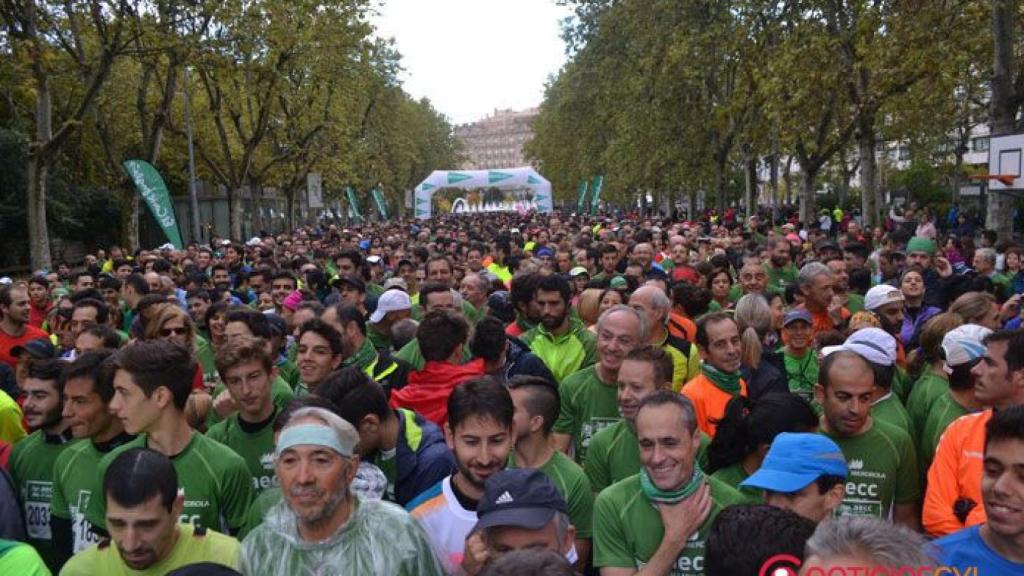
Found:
[413,166,553,219]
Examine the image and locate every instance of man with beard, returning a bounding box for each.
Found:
[9,359,74,572]
[408,377,514,574]
[27,275,52,329]
[269,271,297,315]
[766,239,798,293]
[61,448,241,575]
[521,274,598,383]
[321,304,410,396]
[863,283,916,401]
[51,351,135,563]
[825,256,864,313]
[0,284,48,371]
[551,306,646,463]
[505,376,593,564]
[239,406,443,575]
[506,272,541,338]
[815,350,920,527]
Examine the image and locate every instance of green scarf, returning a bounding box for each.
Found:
[702,364,743,395]
[639,464,706,504]
[343,338,377,370]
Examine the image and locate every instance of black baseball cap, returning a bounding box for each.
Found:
[11,338,57,360]
[472,469,568,533]
[330,275,366,293]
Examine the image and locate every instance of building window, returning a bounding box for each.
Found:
[973,137,989,152]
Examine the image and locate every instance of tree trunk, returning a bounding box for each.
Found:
[228,187,242,241]
[783,156,793,206]
[743,145,756,216]
[120,186,140,253]
[714,160,727,211]
[858,117,878,228]
[800,168,817,223]
[27,157,52,270]
[987,0,1018,239]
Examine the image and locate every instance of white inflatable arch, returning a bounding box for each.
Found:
[413,166,553,219]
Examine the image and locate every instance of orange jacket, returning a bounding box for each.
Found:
[681,373,747,438]
[923,410,989,537]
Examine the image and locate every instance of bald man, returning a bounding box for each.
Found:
[629,285,701,391]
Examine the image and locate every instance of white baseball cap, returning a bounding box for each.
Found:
[864,284,905,311]
[823,327,897,367]
[941,324,992,370]
[369,289,412,324]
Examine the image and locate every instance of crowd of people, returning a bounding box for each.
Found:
[0,207,1022,575]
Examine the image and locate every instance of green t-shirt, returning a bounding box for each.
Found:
[782,349,819,411]
[206,375,294,428]
[206,411,278,495]
[242,487,281,535]
[552,366,620,463]
[919,391,973,470]
[59,523,240,576]
[593,473,746,575]
[871,393,913,441]
[767,264,799,293]
[845,293,865,314]
[509,450,594,539]
[51,436,134,554]
[585,420,711,493]
[85,432,255,537]
[709,462,762,504]
[906,371,948,439]
[821,419,920,519]
[9,430,77,572]
[276,360,300,390]
[892,366,914,405]
[194,334,217,377]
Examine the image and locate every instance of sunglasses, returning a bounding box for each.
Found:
[160,327,189,337]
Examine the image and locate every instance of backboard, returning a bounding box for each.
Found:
[989,133,1024,191]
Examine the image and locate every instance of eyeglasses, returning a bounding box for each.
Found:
[160,327,189,337]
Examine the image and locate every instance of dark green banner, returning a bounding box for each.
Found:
[590,175,605,214]
[123,159,184,249]
[371,187,389,220]
[576,180,589,213]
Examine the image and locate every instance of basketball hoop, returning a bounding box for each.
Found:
[970,174,1017,187]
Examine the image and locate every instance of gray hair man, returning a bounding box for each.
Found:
[801,516,934,572]
[239,407,444,575]
[797,262,846,336]
[629,285,701,389]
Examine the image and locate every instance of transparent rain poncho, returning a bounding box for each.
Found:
[239,496,446,576]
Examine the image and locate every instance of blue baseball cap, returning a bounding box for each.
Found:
[740,433,848,493]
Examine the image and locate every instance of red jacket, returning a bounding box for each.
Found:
[390,359,486,426]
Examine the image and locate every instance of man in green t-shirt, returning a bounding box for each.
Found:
[585,345,673,493]
[206,336,280,495]
[83,340,254,538]
[918,325,988,469]
[61,448,240,575]
[593,391,745,576]
[9,359,74,573]
[506,376,593,567]
[766,238,799,293]
[781,310,819,409]
[815,350,920,527]
[551,305,645,463]
[51,351,135,564]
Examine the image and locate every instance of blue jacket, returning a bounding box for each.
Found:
[392,408,455,507]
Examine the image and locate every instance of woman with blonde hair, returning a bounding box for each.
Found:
[575,288,604,329]
[949,291,1000,330]
[734,294,787,399]
[905,312,963,439]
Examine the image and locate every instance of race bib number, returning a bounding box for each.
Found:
[24,481,53,540]
[71,491,100,553]
[836,498,884,518]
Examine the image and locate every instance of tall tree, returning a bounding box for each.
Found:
[1,0,137,269]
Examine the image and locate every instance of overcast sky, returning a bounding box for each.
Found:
[371,0,572,125]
